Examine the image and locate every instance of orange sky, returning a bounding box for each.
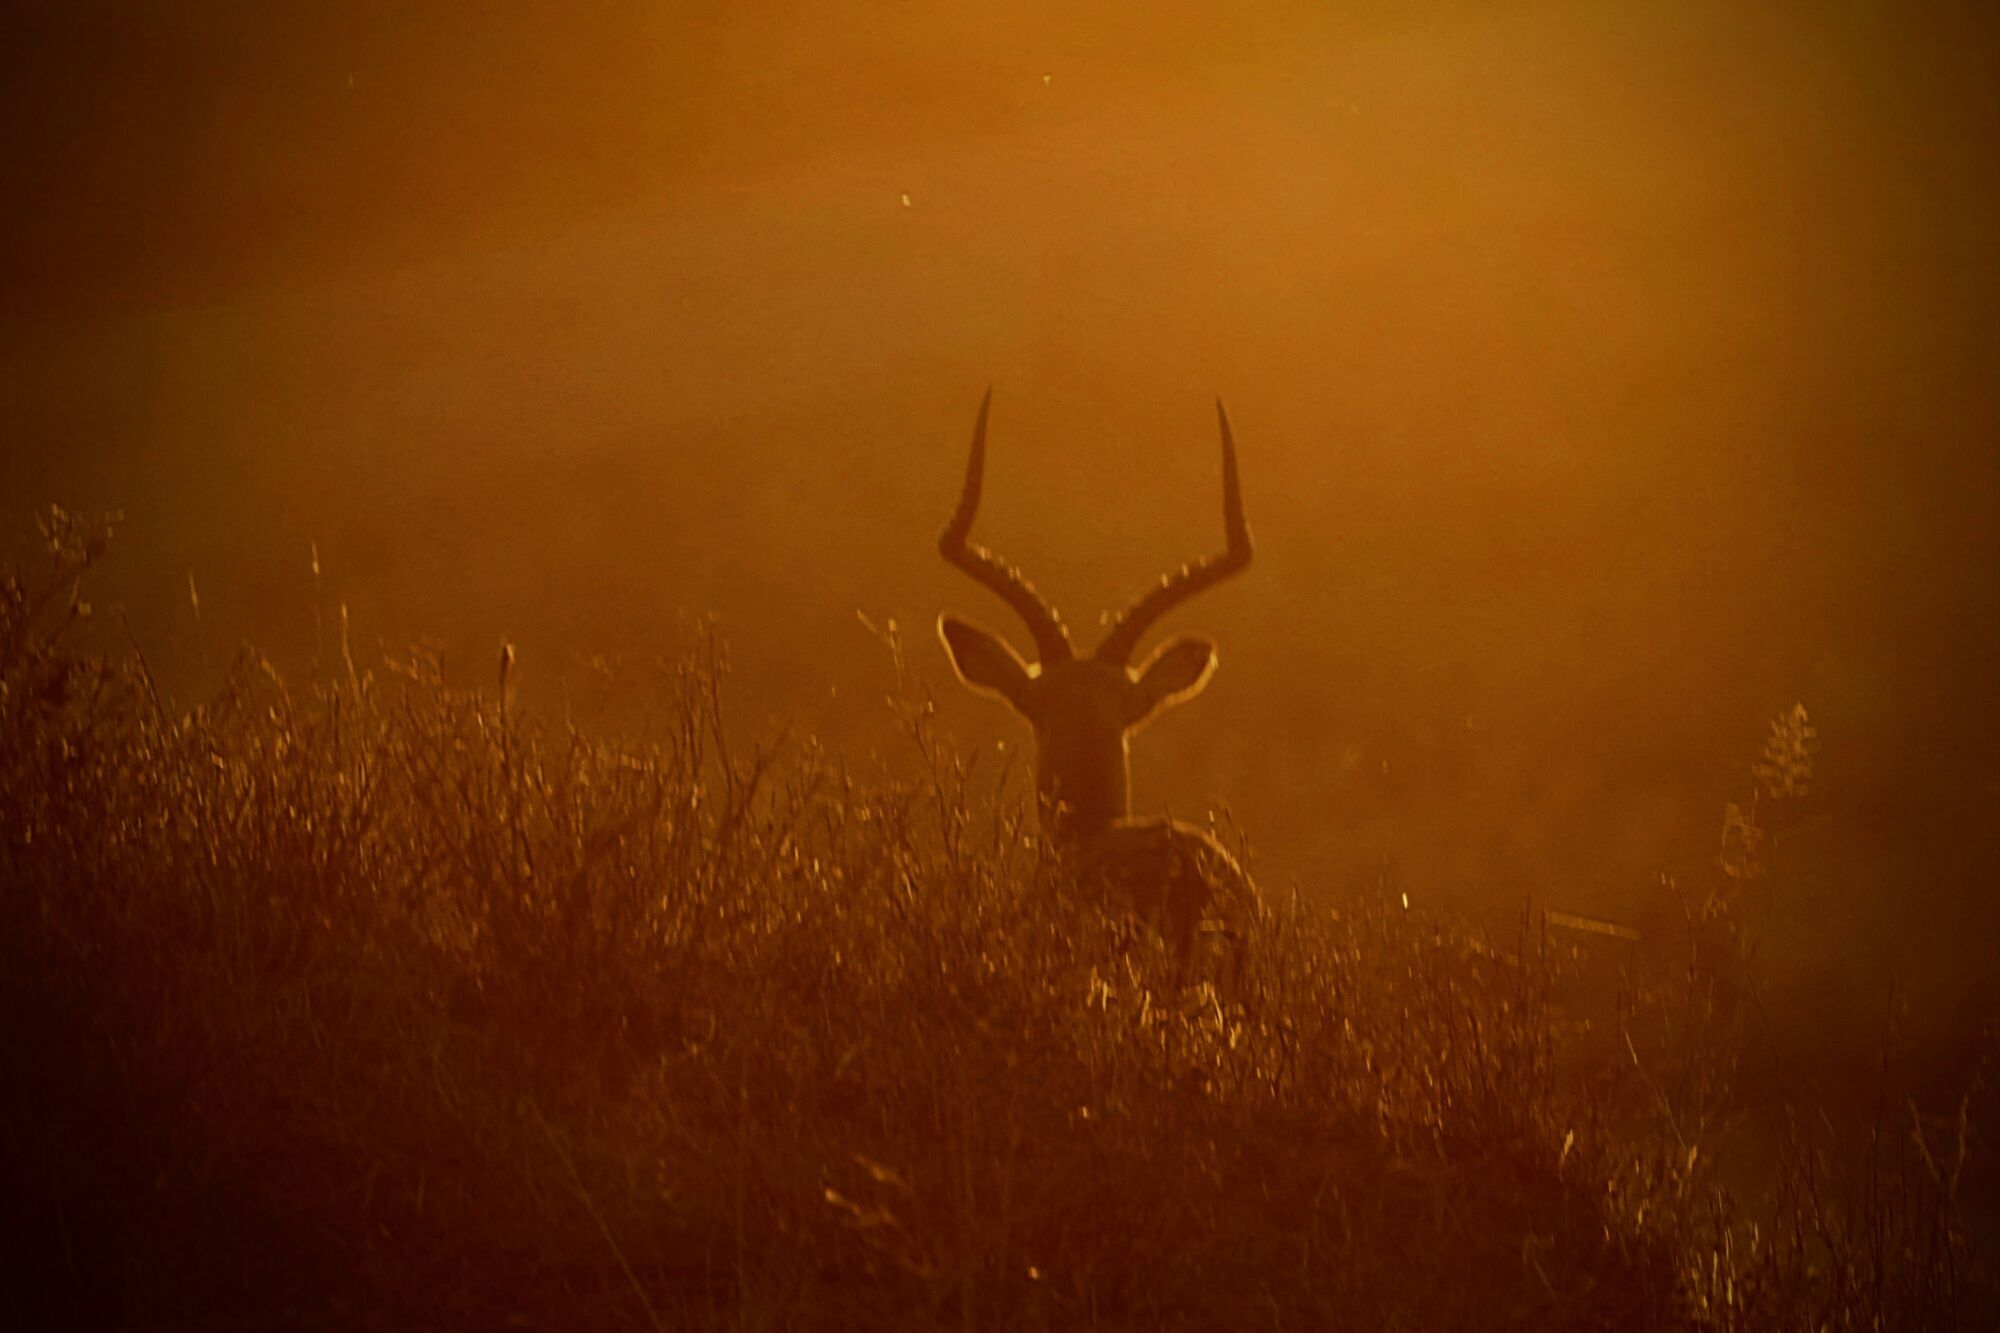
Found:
[5,1,1996,1010]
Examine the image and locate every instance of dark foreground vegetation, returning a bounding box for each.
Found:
[3,510,1990,1330]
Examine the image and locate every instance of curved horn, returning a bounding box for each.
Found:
[1095,398,1252,665]
[939,387,1073,662]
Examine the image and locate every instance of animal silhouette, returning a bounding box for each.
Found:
[937,389,1262,972]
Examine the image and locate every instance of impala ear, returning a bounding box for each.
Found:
[938,615,1037,714]
[1125,635,1217,728]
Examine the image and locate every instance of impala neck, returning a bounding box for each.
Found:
[1036,737,1131,844]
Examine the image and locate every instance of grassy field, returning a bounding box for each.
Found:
[3,508,1989,1330]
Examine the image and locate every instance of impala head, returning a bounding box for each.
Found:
[936,388,1252,839]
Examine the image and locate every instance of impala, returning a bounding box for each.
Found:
[937,389,1262,971]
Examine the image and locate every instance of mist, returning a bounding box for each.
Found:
[6,0,1997,1040]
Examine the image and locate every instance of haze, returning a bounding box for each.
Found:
[5,2,1996,1037]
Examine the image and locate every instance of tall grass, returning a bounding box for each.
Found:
[2,508,1987,1330]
